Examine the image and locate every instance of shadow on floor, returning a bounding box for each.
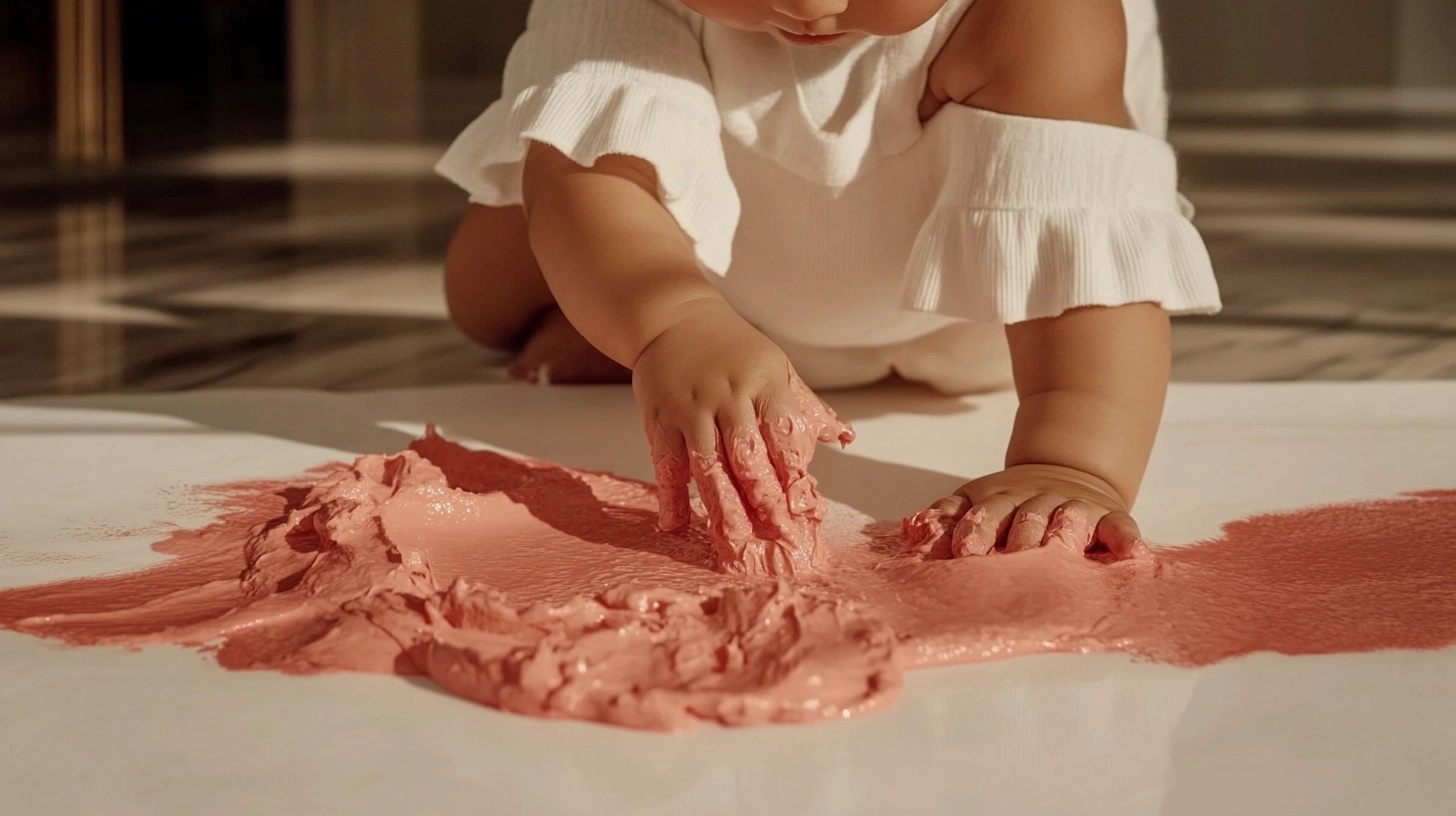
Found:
[14,383,974,520]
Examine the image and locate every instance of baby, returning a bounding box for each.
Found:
[436,0,1220,571]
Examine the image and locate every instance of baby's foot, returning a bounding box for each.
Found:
[508,308,631,385]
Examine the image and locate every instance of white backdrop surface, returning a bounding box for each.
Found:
[1,382,1453,815]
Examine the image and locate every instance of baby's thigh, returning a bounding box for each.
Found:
[890,321,1013,396]
[768,322,1013,396]
[770,335,895,392]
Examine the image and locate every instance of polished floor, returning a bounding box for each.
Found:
[2,115,1455,398]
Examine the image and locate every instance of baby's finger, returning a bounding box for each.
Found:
[951,494,1017,557]
[1045,502,1097,555]
[686,420,759,574]
[719,408,795,542]
[758,403,824,523]
[1095,511,1150,561]
[927,494,971,517]
[902,494,969,557]
[1003,496,1061,553]
[645,421,692,531]
[786,367,855,447]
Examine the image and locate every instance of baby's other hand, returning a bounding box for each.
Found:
[633,303,852,575]
[905,465,1149,561]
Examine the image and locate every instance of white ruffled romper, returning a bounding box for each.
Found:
[436,0,1221,394]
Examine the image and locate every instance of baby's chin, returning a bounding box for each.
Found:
[773,29,873,47]
[709,19,874,46]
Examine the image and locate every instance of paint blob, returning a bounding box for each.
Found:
[1,431,1453,731]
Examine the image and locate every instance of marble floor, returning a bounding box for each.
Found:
[2,114,1455,398]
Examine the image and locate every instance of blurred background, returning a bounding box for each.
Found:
[1,0,1454,397]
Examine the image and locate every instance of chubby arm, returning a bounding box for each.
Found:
[522,143,850,575]
[915,0,1167,558]
[972,0,1166,506]
[521,143,729,367]
[1005,304,1169,509]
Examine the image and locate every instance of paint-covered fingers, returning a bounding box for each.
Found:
[1043,502,1148,561]
[902,494,969,557]
[685,419,758,571]
[1043,501,1097,555]
[626,304,824,575]
[758,390,838,527]
[758,406,813,516]
[1003,496,1063,553]
[950,494,1018,557]
[1095,510,1151,561]
[720,406,797,547]
[645,420,691,531]
[784,368,855,447]
[936,492,1145,561]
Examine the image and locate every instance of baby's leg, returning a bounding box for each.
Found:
[770,335,895,392]
[444,204,551,350]
[444,204,628,383]
[766,324,1011,395]
[891,321,1013,396]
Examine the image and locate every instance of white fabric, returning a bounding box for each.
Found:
[900,107,1220,323]
[435,0,1221,384]
[434,0,737,273]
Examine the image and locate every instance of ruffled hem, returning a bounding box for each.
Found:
[901,105,1220,322]
[902,207,1222,323]
[434,74,739,274]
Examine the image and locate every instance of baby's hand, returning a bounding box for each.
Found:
[906,464,1149,561]
[633,303,852,575]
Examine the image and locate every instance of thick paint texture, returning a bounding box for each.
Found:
[1,431,1453,731]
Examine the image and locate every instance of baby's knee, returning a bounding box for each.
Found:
[444,205,514,283]
[442,220,497,343]
[443,204,548,350]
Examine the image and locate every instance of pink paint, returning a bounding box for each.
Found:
[1,431,1453,731]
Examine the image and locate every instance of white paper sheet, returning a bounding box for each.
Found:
[2,382,1453,815]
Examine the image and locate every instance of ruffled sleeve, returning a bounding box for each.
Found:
[434,0,738,274]
[901,106,1220,323]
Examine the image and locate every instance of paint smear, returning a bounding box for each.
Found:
[1,431,1453,731]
